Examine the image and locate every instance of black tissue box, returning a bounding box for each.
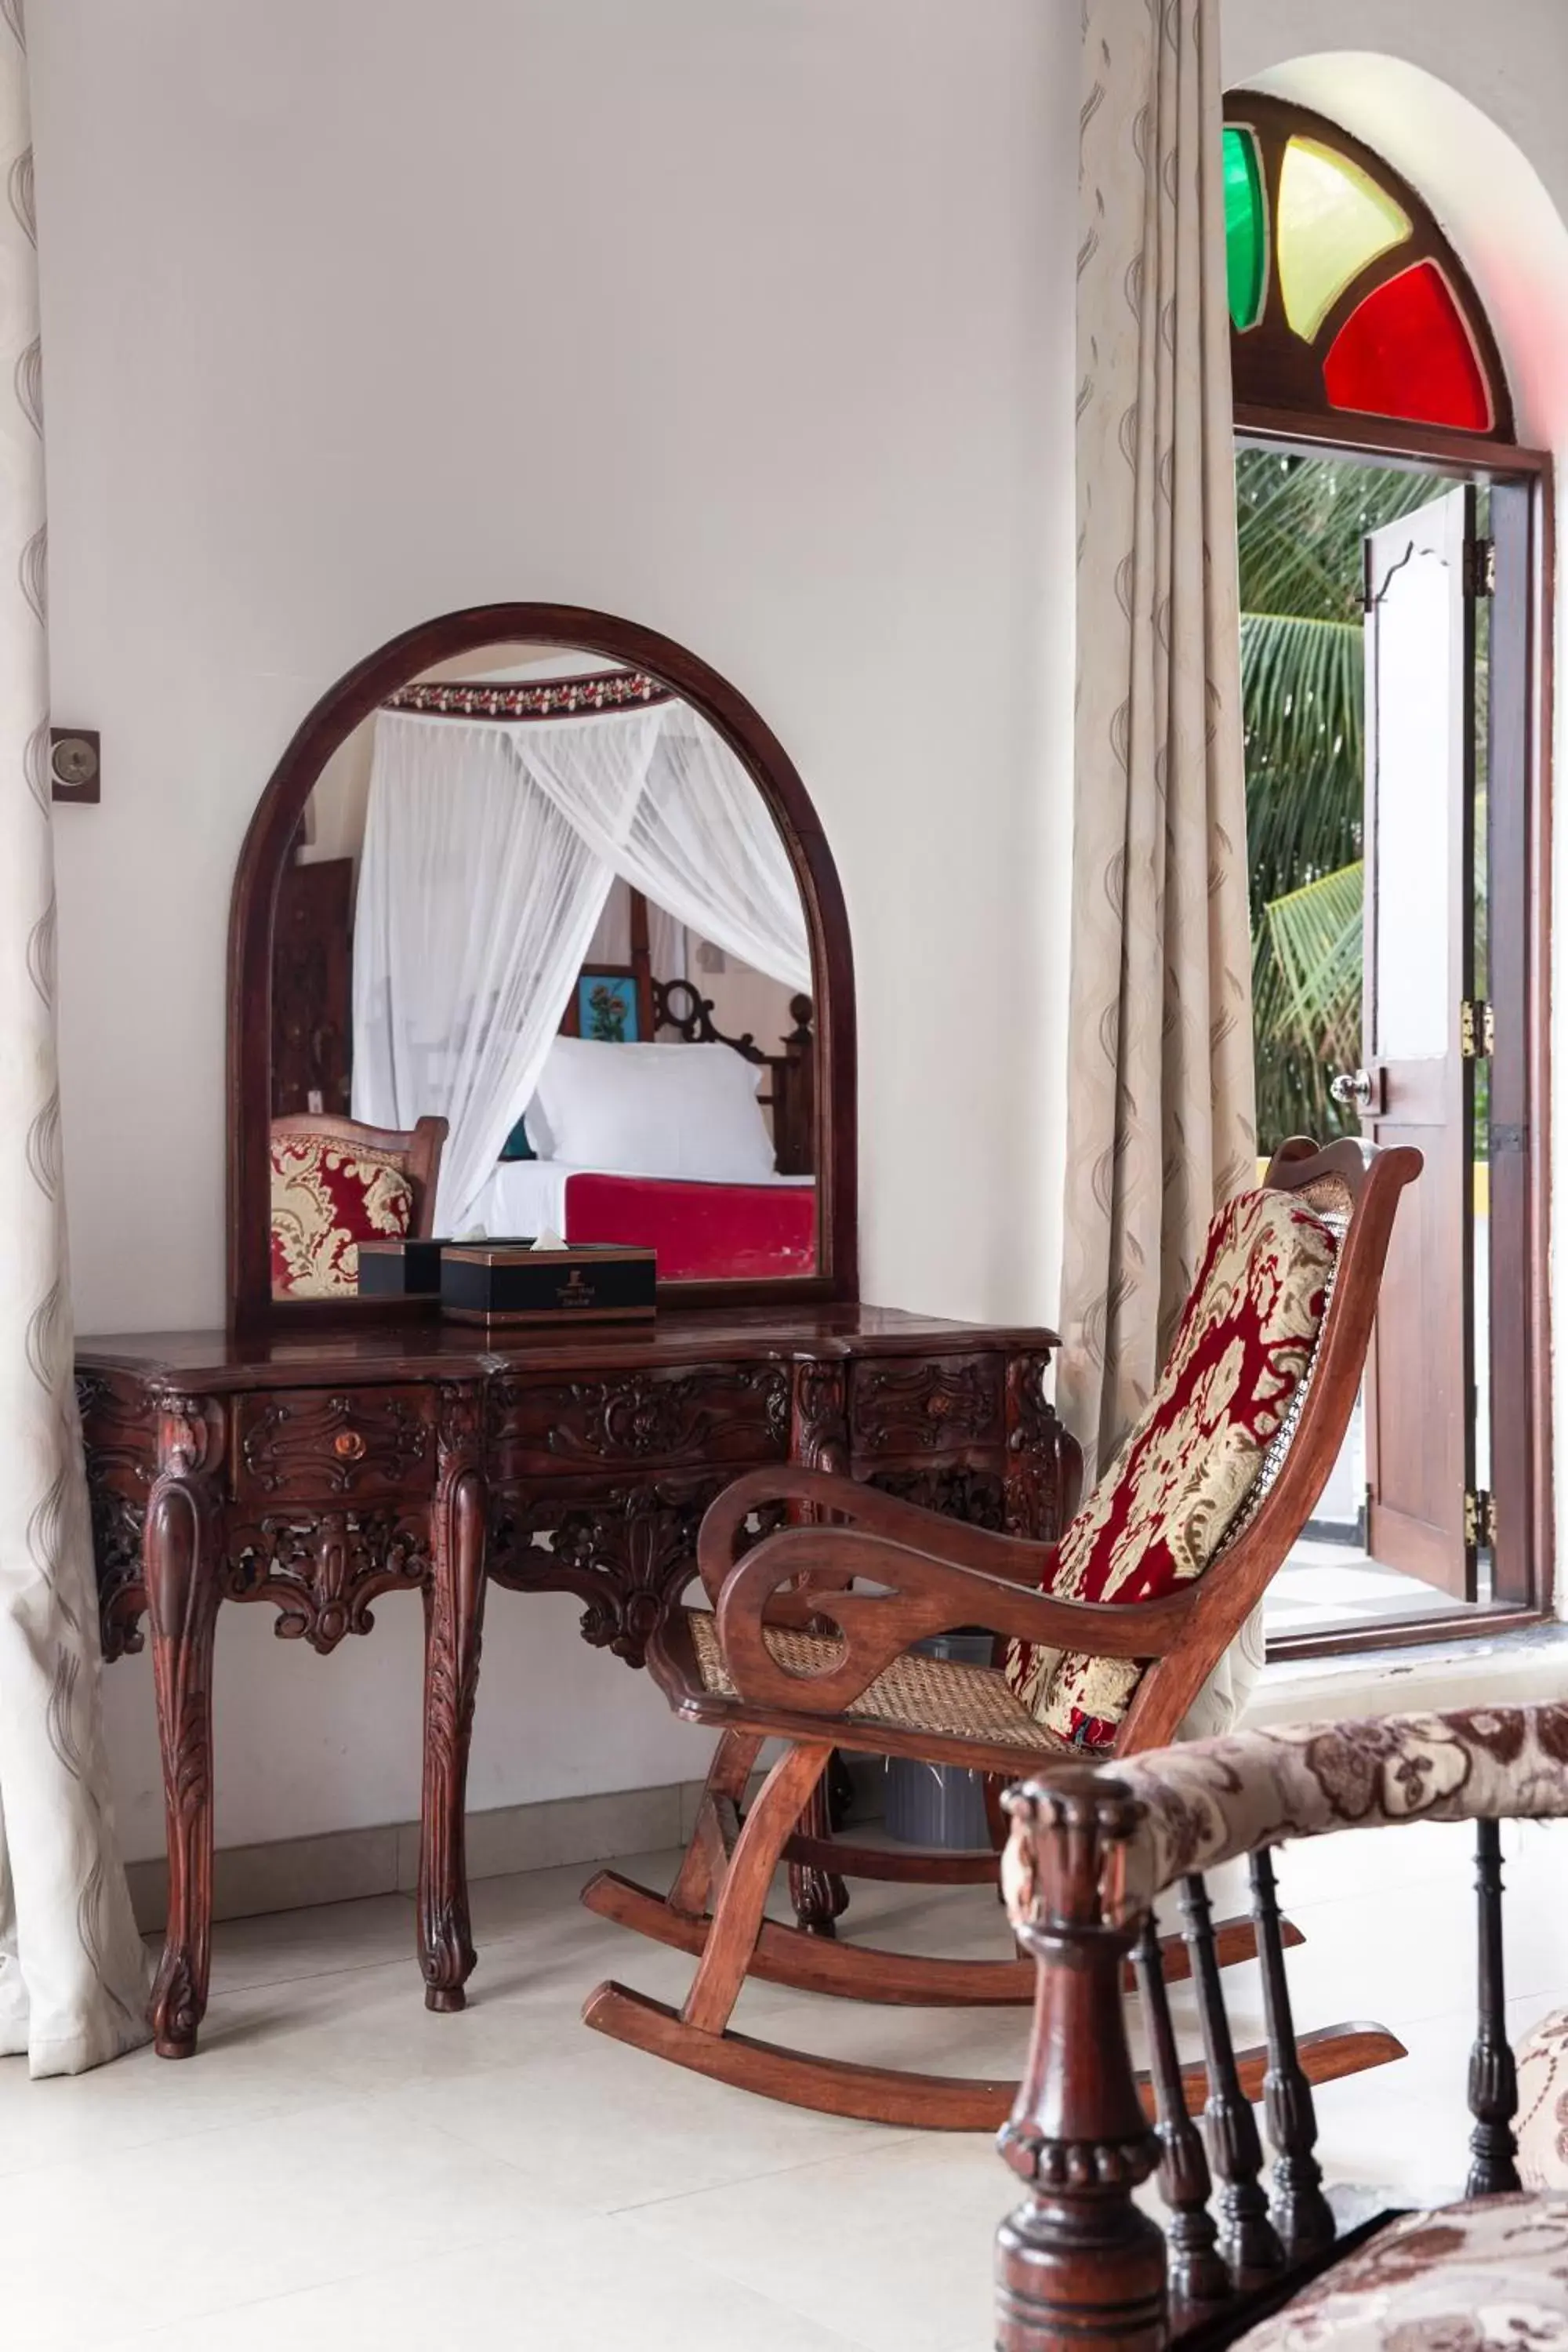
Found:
[357,1236,447,1297]
[355,1234,539,1299]
[440,1241,657,1327]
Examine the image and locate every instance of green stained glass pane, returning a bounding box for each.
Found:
[1224,125,1266,332]
[1278,136,1411,341]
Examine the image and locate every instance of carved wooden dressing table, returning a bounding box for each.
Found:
[79,600,1081,2058]
[78,1308,1076,2056]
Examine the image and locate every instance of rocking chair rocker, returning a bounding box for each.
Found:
[583,1137,1421,2129]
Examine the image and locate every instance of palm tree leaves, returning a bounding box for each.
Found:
[1263,861,1363,1068]
[1239,449,1441,1145]
[1237,450,1436,617]
[1243,612,1363,911]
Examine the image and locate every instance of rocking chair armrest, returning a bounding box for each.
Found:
[713,1523,1199,1722]
[695,1463,1059,1610]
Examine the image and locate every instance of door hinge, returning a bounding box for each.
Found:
[1464,535,1497,598]
[1464,1489,1497,1551]
[1460,999,1494,1058]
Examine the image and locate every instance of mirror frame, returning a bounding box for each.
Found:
[227,602,858,1336]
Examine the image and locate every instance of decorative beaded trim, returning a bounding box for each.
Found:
[1218,1208,1348,1553]
[383,669,676,721]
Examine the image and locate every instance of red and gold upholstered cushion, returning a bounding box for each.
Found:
[269,1135,416,1300]
[1006,1188,1338,1748]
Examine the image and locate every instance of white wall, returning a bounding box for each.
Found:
[31,1,1080,1857]
[1222,1,1568,1609]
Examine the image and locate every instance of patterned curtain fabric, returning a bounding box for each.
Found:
[0,9,148,2074]
[1059,0,1256,1488]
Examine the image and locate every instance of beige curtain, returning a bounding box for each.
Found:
[1059,0,1256,1490]
[0,5,149,2074]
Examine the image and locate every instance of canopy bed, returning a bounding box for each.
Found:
[74,601,1080,2058]
[272,662,820,1292]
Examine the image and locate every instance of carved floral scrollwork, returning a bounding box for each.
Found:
[1004,1351,1082,1543]
[238,1389,432,1497]
[223,1511,432,1653]
[93,1493,150,1659]
[492,1365,789,1471]
[867,1466,1007,1531]
[849,1356,1004,1455]
[158,1392,223,1483]
[78,1371,156,1661]
[791,1360,849,1475]
[490,1475,728,1668]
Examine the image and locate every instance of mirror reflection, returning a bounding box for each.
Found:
[269,644,817,1299]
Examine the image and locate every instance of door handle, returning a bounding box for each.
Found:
[1329,1068,1374,1110]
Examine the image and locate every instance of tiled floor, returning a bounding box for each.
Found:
[4,1817,1566,2350]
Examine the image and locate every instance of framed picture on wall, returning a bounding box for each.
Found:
[566,967,642,1043]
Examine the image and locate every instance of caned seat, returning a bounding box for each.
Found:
[581,1137,1421,2130]
[682,1609,1069,1755]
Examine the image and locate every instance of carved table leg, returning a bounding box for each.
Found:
[786,1359,854,1935]
[144,1397,223,2060]
[419,1385,488,2014]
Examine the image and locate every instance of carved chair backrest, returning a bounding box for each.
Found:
[1108,1138,1421,1755]
[268,1111,448,1240]
[996,1706,1568,2352]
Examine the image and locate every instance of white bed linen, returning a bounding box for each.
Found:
[533,1036,775,1181]
[470,1157,812,1242]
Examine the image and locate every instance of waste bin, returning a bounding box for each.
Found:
[884,1630,994,1848]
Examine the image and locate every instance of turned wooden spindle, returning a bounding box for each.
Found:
[1250,1846,1336,2256]
[1132,1911,1230,2308]
[996,1770,1167,2352]
[1466,1817,1521,2198]
[1180,1872,1285,2281]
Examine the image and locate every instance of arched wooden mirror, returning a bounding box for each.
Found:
[227,604,857,1335]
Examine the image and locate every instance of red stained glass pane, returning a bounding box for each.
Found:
[1323,260,1492,432]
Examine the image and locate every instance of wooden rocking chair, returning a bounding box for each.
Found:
[583,1138,1421,2128]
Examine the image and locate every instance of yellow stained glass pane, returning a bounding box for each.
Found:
[1278,136,1411,341]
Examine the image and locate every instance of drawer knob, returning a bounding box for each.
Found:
[333,1429,367,1461]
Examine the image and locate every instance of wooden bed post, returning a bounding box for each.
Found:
[996,1770,1166,2352]
[626,887,656,1040]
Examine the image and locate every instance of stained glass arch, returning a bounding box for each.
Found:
[1223,94,1514,443]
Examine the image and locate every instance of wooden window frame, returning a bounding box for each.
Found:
[1230,234,1554,1651]
[1226,93,1514,443]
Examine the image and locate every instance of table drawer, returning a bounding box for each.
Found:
[233,1386,437,1505]
[849,1354,1004,1458]
[488,1363,790,1481]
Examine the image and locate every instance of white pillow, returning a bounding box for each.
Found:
[533,1036,775,1181]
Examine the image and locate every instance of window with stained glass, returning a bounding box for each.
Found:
[1223,95,1511,441]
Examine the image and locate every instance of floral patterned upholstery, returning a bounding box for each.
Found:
[269,1134,416,1299]
[1231,2195,1568,2352]
[999,1706,1568,1927]
[1516,2010,1568,2192]
[1005,1187,1338,1746]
